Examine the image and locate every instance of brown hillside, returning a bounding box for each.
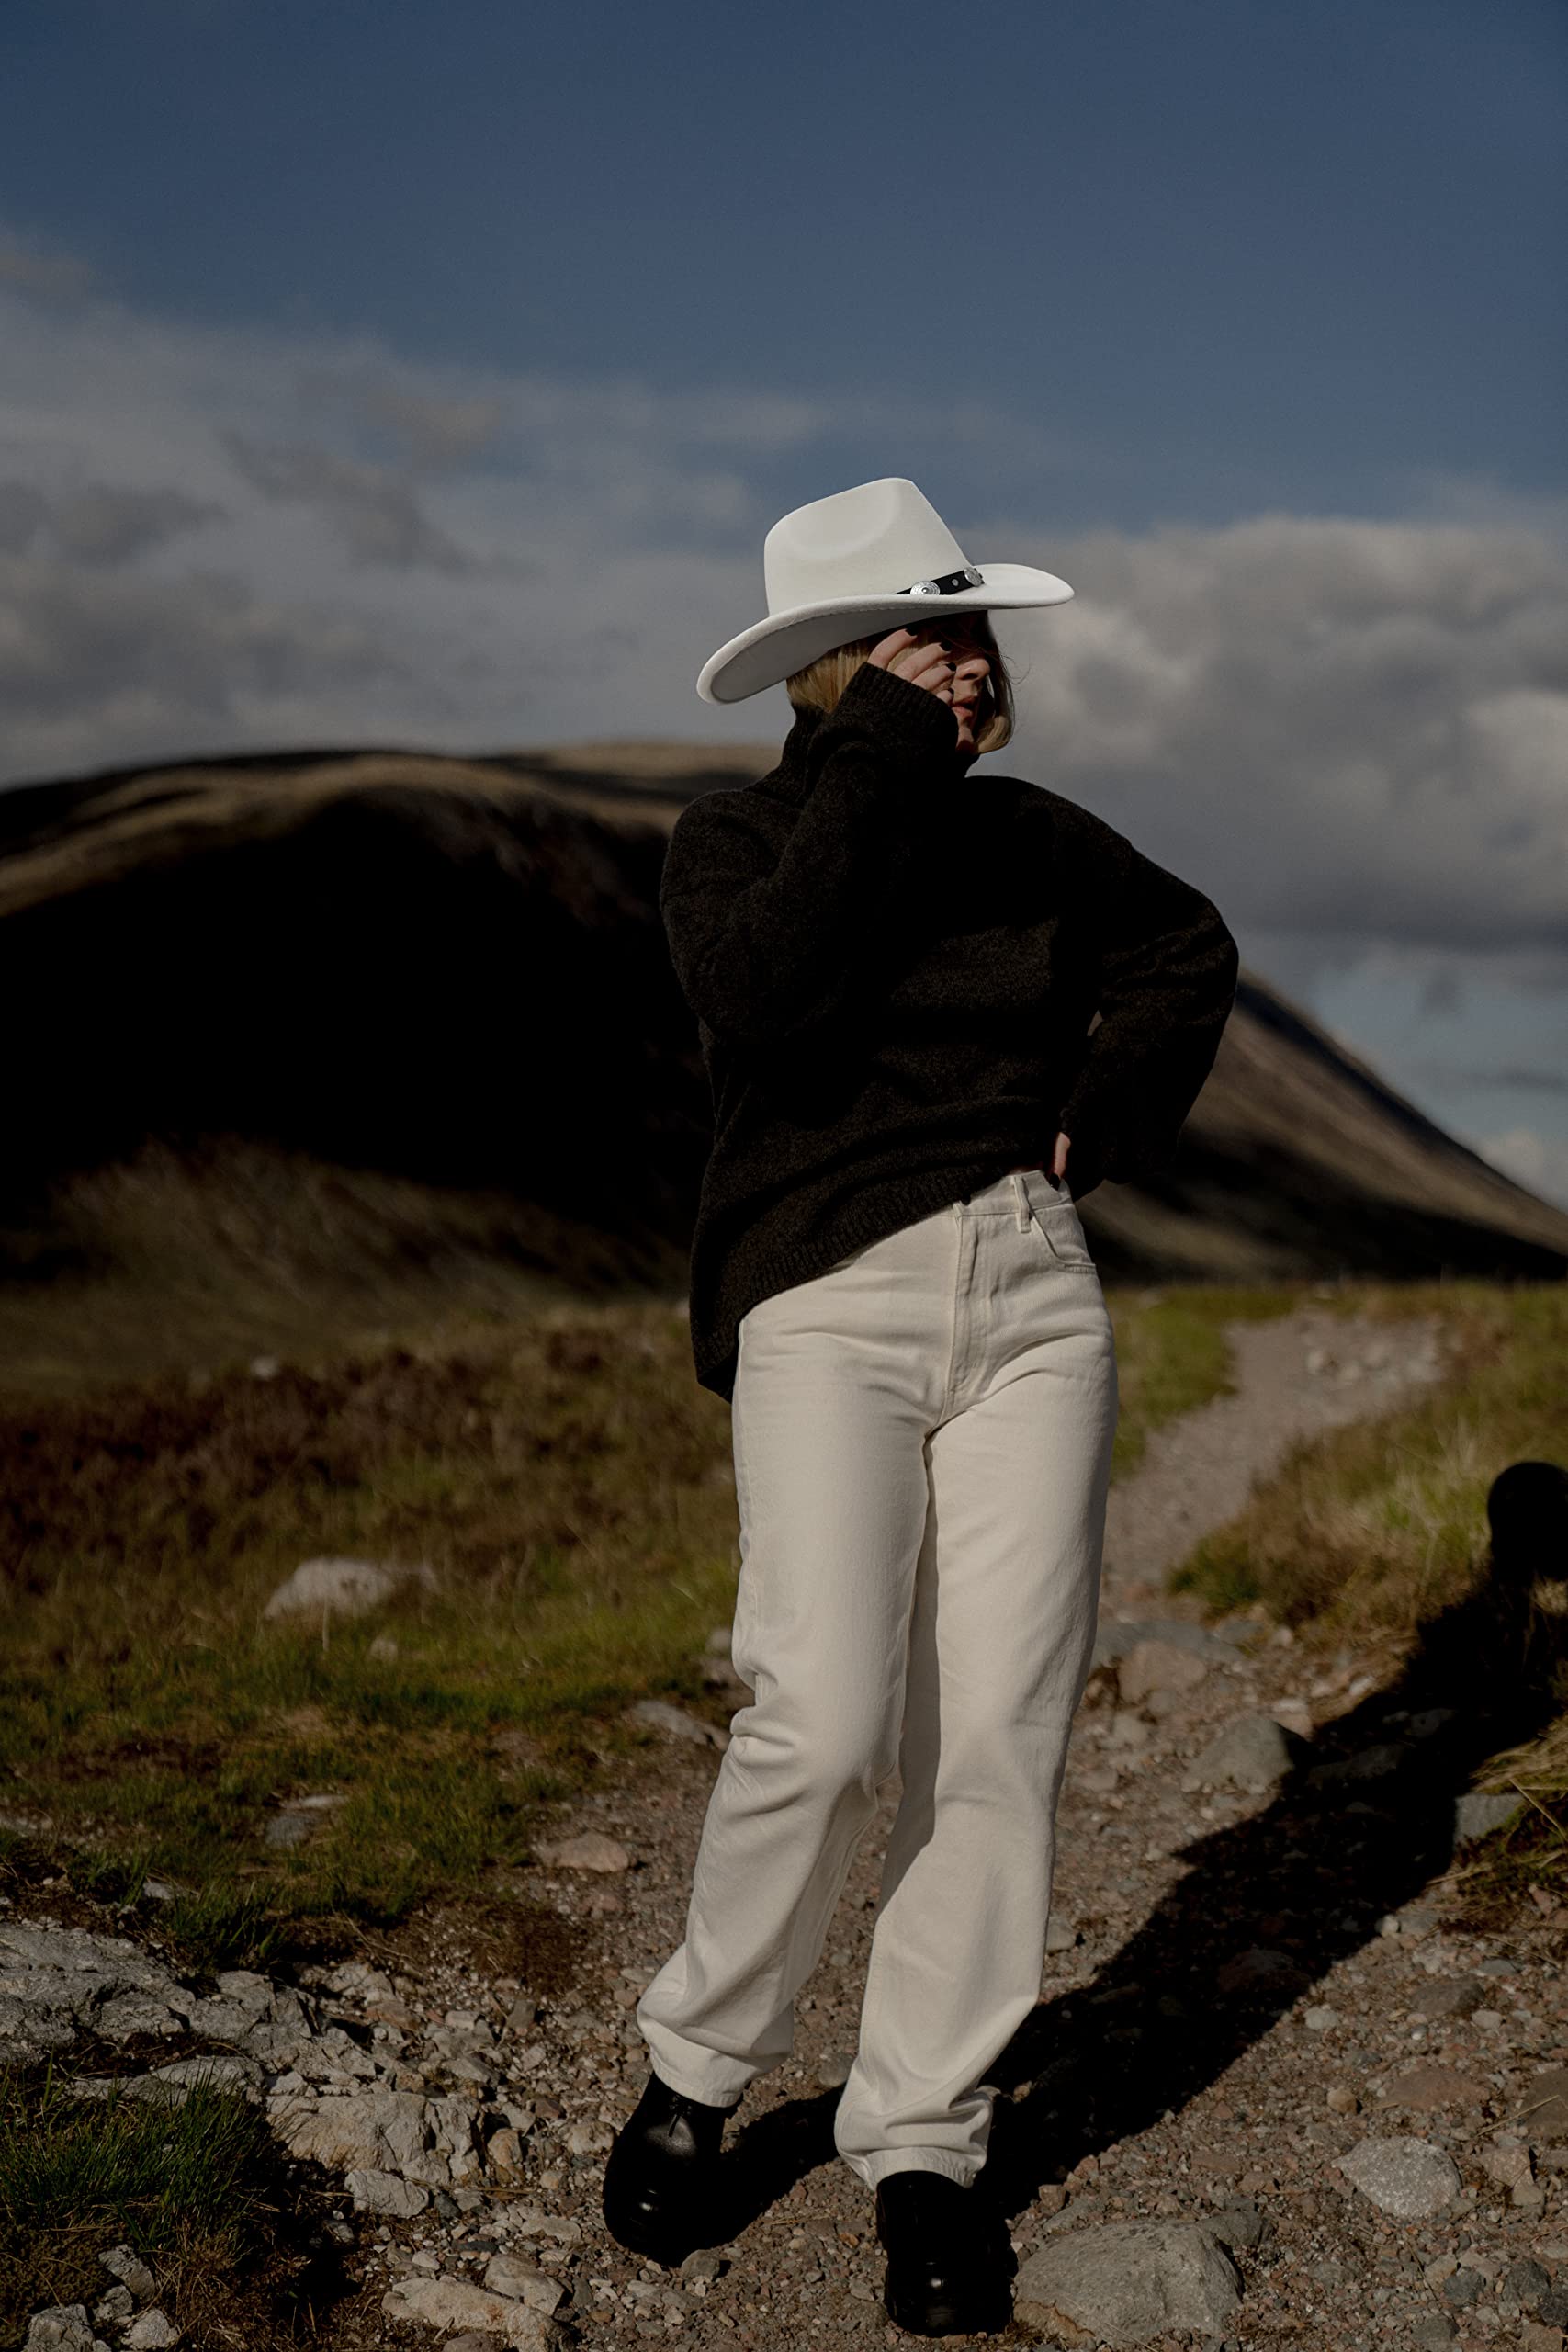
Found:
[1,740,1562,1312]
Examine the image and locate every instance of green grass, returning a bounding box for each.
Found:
[1103,1280,1303,1480]
[1168,1276,1568,1911]
[2,1256,1562,2335]
[0,2063,295,2344]
[0,1272,1292,1960]
[5,1265,1558,1945]
[1170,1278,1564,1638]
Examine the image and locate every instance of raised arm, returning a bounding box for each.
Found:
[1056,821,1240,1185]
[658,655,961,1051]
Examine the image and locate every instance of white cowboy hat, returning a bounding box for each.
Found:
[695,475,1075,704]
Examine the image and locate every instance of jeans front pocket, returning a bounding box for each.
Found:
[1026,1180,1096,1269]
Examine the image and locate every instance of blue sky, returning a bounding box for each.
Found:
[2,0,1565,1202]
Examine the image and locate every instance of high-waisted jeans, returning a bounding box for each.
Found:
[637,1165,1120,2191]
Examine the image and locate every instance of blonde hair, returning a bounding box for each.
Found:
[785,613,1015,757]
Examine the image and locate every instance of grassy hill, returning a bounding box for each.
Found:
[0,736,1562,1395]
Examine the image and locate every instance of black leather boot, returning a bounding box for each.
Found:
[874,2167,1016,2336]
[601,2067,742,2266]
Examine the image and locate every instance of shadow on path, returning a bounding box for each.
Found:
[717,1460,1566,2235]
[981,1456,1568,2220]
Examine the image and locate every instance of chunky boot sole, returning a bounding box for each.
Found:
[882,2265,1014,2338]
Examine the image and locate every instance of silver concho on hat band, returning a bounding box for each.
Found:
[900,563,986,596]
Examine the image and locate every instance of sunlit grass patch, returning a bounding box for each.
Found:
[1171,1281,1559,1642]
[1,1276,1438,1949]
[1168,1280,1568,1910]
[1455,1710,1568,1923]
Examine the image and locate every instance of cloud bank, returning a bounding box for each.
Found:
[0,230,1563,1198]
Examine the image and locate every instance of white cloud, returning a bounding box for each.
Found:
[986,509,1568,990]
[1475,1126,1568,1215]
[0,242,1563,1065]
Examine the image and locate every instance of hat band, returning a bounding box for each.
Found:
[900,563,985,596]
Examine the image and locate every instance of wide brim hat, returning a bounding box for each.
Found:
[696,475,1075,704]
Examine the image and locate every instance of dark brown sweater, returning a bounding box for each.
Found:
[660,656,1239,1401]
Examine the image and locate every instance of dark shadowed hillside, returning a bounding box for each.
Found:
[2,738,1563,1348]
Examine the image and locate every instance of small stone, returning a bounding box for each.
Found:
[1506,2259,1553,2312]
[1412,2317,1458,2348]
[1445,2269,1484,2307]
[97,2249,157,2305]
[627,1698,729,1750]
[1454,1791,1524,1842]
[530,1832,631,1873]
[1522,2066,1568,2141]
[380,2275,552,2345]
[24,2312,96,2352]
[124,2314,180,2349]
[344,2167,429,2218]
[1413,1977,1483,2020]
[1480,2135,1533,2188]
[1378,2066,1489,2112]
[1303,2005,1338,2031]
[1182,1713,1302,1794]
[1325,2085,1359,2115]
[93,2288,134,2326]
[485,2128,528,2182]
[1118,1640,1211,1705]
[481,2256,564,2313]
[1336,2135,1462,2219]
[1203,2199,1266,2250]
[507,2205,583,2245]
[262,1555,437,1621]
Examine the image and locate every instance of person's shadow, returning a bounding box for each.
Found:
[980,1455,1568,2215]
[719,1459,1567,2233]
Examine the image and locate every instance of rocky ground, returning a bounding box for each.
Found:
[9,1304,1566,2352]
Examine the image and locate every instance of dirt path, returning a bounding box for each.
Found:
[1101,1303,1450,1611]
[490,1304,1562,2349]
[13,1307,1564,2352]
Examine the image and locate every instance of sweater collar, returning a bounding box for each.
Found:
[756,700,826,806]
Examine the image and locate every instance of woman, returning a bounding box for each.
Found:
[602,478,1239,2337]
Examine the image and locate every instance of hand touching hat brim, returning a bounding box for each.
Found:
[696,561,1075,704]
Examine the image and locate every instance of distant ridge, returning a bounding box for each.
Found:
[1,738,1562,1300]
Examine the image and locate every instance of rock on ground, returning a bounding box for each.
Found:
[1337,2135,1465,2220]
[1013,2219,1243,2346]
[379,2274,556,2345]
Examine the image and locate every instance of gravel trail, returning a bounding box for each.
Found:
[14,1306,1564,2352]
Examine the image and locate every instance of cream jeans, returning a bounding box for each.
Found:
[637,1166,1119,2190]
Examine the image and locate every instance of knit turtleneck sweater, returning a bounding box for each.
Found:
[660,656,1239,1402]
